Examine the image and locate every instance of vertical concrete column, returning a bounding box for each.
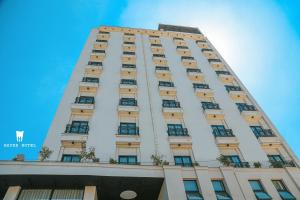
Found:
[83,186,98,200]
[260,179,281,200]
[163,166,186,200]
[220,167,246,200]
[3,186,21,200]
[195,167,217,200]
[285,167,300,189]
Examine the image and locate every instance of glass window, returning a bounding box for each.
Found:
[249,180,272,200]
[75,96,94,104]
[18,189,52,200]
[174,156,192,167]
[118,155,138,165]
[212,180,232,200]
[120,79,137,85]
[159,81,174,87]
[119,123,138,135]
[82,77,99,83]
[162,100,180,108]
[61,155,81,163]
[272,180,296,200]
[119,98,137,106]
[184,180,203,200]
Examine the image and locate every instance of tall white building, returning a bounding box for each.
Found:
[1,24,299,200]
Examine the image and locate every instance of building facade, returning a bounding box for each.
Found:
[0,24,299,200]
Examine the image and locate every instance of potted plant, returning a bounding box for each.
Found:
[109,158,117,164]
[162,160,169,166]
[253,162,262,168]
[39,146,53,161]
[217,155,231,167]
[151,154,164,166]
[80,147,99,162]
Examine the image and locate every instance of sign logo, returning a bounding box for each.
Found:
[16,131,24,142]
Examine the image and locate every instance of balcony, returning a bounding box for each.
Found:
[71,102,95,116]
[181,57,197,68]
[118,104,139,117]
[162,102,183,119]
[176,49,191,56]
[155,66,171,79]
[90,51,105,61]
[236,103,261,123]
[151,46,164,54]
[197,41,210,49]
[158,82,177,97]
[270,160,296,168]
[121,67,136,78]
[225,85,246,100]
[173,39,186,46]
[230,162,250,168]
[201,102,224,120]
[258,136,281,147]
[123,35,135,42]
[149,38,161,45]
[115,133,141,145]
[79,81,99,93]
[186,68,204,82]
[123,44,136,52]
[61,133,88,146]
[119,82,137,94]
[216,70,234,83]
[85,64,103,76]
[213,129,239,147]
[202,49,218,59]
[153,56,167,66]
[118,126,139,136]
[122,53,136,64]
[96,33,110,40]
[65,124,89,134]
[168,135,192,146]
[193,84,213,99]
[167,128,189,136]
[94,40,108,48]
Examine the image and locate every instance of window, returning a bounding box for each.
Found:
[124,41,135,45]
[167,124,188,136]
[123,51,135,55]
[151,43,162,47]
[88,61,102,66]
[65,121,89,134]
[162,100,180,108]
[177,46,189,49]
[18,189,84,200]
[96,39,107,43]
[119,155,138,165]
[208,58,222,63]
[236,103,256,112]
[156,66,169,71]
[211,125,234,137]
[118,123,139,135]
[225,85,242,92]
[224,155,249,168]
[201,102,220,110]
[159,81,174,87]
[268,155,284,163]
[184,180,204,200]
[212,180,232,200]
[201,48,213,52]
[120,79,137,85]
[174,156,192,167]
[249,180,272,200]
[119,98,137,106]
[75,96,94,104]
[272,180,296,200]
[82,77,99,83]
[61,154,81,163]
[193,83,209,89]
[215,70,231,75]
[122,64,136,68]
[181,56,194,60]
[187,68,201,73]
[250,126,274,138]
[153,54,165,58]
[92,49,105,54]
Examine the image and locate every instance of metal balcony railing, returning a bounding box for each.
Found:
[187,68,201,73]
[88,61,102,66]
[65,124,89,134]
[236,103,257,112]
[162,101,181,108]
[201,102,220,110]
[216,70,231,75]
[193,83,209,89]
[225,85,242,92]
[167,128,189,136]
[82,77,99,83]
[213,129,235,137]
[118,127,139,135]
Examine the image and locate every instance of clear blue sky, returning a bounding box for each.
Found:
[0,0,299,160]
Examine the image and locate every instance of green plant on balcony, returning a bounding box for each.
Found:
[253,162,262,168]
[162,160,169,166]
[80,147,99,162]
[270,161,284,168]
[39,146,53,161]
[109,158,117,164]
[217,155,231,167]
[151,154,164,166]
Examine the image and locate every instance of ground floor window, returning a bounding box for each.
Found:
[18,189,84,200]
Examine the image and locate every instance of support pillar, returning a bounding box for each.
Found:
[3,186,21,200]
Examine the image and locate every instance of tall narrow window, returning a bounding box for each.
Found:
[118,155,138,165]
[249,180,272,200]
[174,156,192,167]
[183,180,204,200]
[212,180,232,200]
[272,180,296,200]
[61,154,81,163]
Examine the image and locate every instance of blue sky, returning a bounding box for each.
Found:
[0,0,299,160]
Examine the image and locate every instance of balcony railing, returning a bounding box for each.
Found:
[193,83,209,89]
[167,128,189,136]
[98,31,110,34]
[270,160,296,168]
[119,99,137,106]
[65,124,89,134]
[118,127,139,135]
[162,101,181,108]
[177,46,189,49]
[216,70,231,75]
[156,66,169,71]
[92,49,105,54]
[151,43,162,47]
[159,81,174,87]
[95,39,107,43]
[208,58,222,63]
[181,56,194,60]
[153,54,165,58]
[187,68,201,73]
[236,103,257,112]
[75,97,95,104]
[82,77,99,83]
[122,64,136,68]
[88,61,102,66]
[225,85,242,92]
[120,79,137,85]
[251,127,275,138]
[196,39,206,43]
[230,162,250,168]
[201,102,220,110]
[213,129,234,137]
[201,48,213,52]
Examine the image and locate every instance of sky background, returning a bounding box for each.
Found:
[0,0,299,160]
